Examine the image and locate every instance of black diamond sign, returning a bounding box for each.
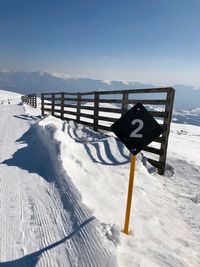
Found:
[111,103,164,155]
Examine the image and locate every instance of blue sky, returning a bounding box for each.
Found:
[1,0,200,86]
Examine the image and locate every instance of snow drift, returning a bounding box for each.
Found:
[35,114,200,267]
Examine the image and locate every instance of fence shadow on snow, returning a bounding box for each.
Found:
[65,121,130,166]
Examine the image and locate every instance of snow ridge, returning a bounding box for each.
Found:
[36,118,118,266]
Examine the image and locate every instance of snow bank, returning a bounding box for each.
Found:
[36,115,118,266]
[34,114,200,267]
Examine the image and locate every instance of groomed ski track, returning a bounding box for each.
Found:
[0,104,117,267]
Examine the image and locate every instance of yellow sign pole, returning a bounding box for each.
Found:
[124,154,136,235]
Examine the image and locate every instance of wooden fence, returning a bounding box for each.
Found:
[21,94,37,108]
[41,87,175,175]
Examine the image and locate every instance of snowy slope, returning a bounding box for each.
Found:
[0,90,200,266]
[0,90,22,105]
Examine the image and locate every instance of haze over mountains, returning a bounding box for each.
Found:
[0,70,200,110]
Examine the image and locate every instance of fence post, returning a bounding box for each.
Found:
[34,93,37,108]
[158,88,175,175]
[31,95,33,107]
[51,93,55,116]
[41,94,44,116]
[94,92,99,131]
[122,91,129,115]
[60,92,64,120]
[21,93,36,108]
[76,92,81,122]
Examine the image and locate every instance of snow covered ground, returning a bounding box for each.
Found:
[0,90,200,266]
[0,90,22,105]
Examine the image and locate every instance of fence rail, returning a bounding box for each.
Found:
[41,87,175,175]
[21,94,37,108]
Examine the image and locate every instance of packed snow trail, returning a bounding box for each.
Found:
[0,104,117,266]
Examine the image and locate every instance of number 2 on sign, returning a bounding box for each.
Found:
[130,119,144,138]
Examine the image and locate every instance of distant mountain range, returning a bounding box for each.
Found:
[0,70,200,110]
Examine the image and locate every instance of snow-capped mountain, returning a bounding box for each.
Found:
[0,70,200,110]
[0,70,153,94]
[172,107,200,126]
